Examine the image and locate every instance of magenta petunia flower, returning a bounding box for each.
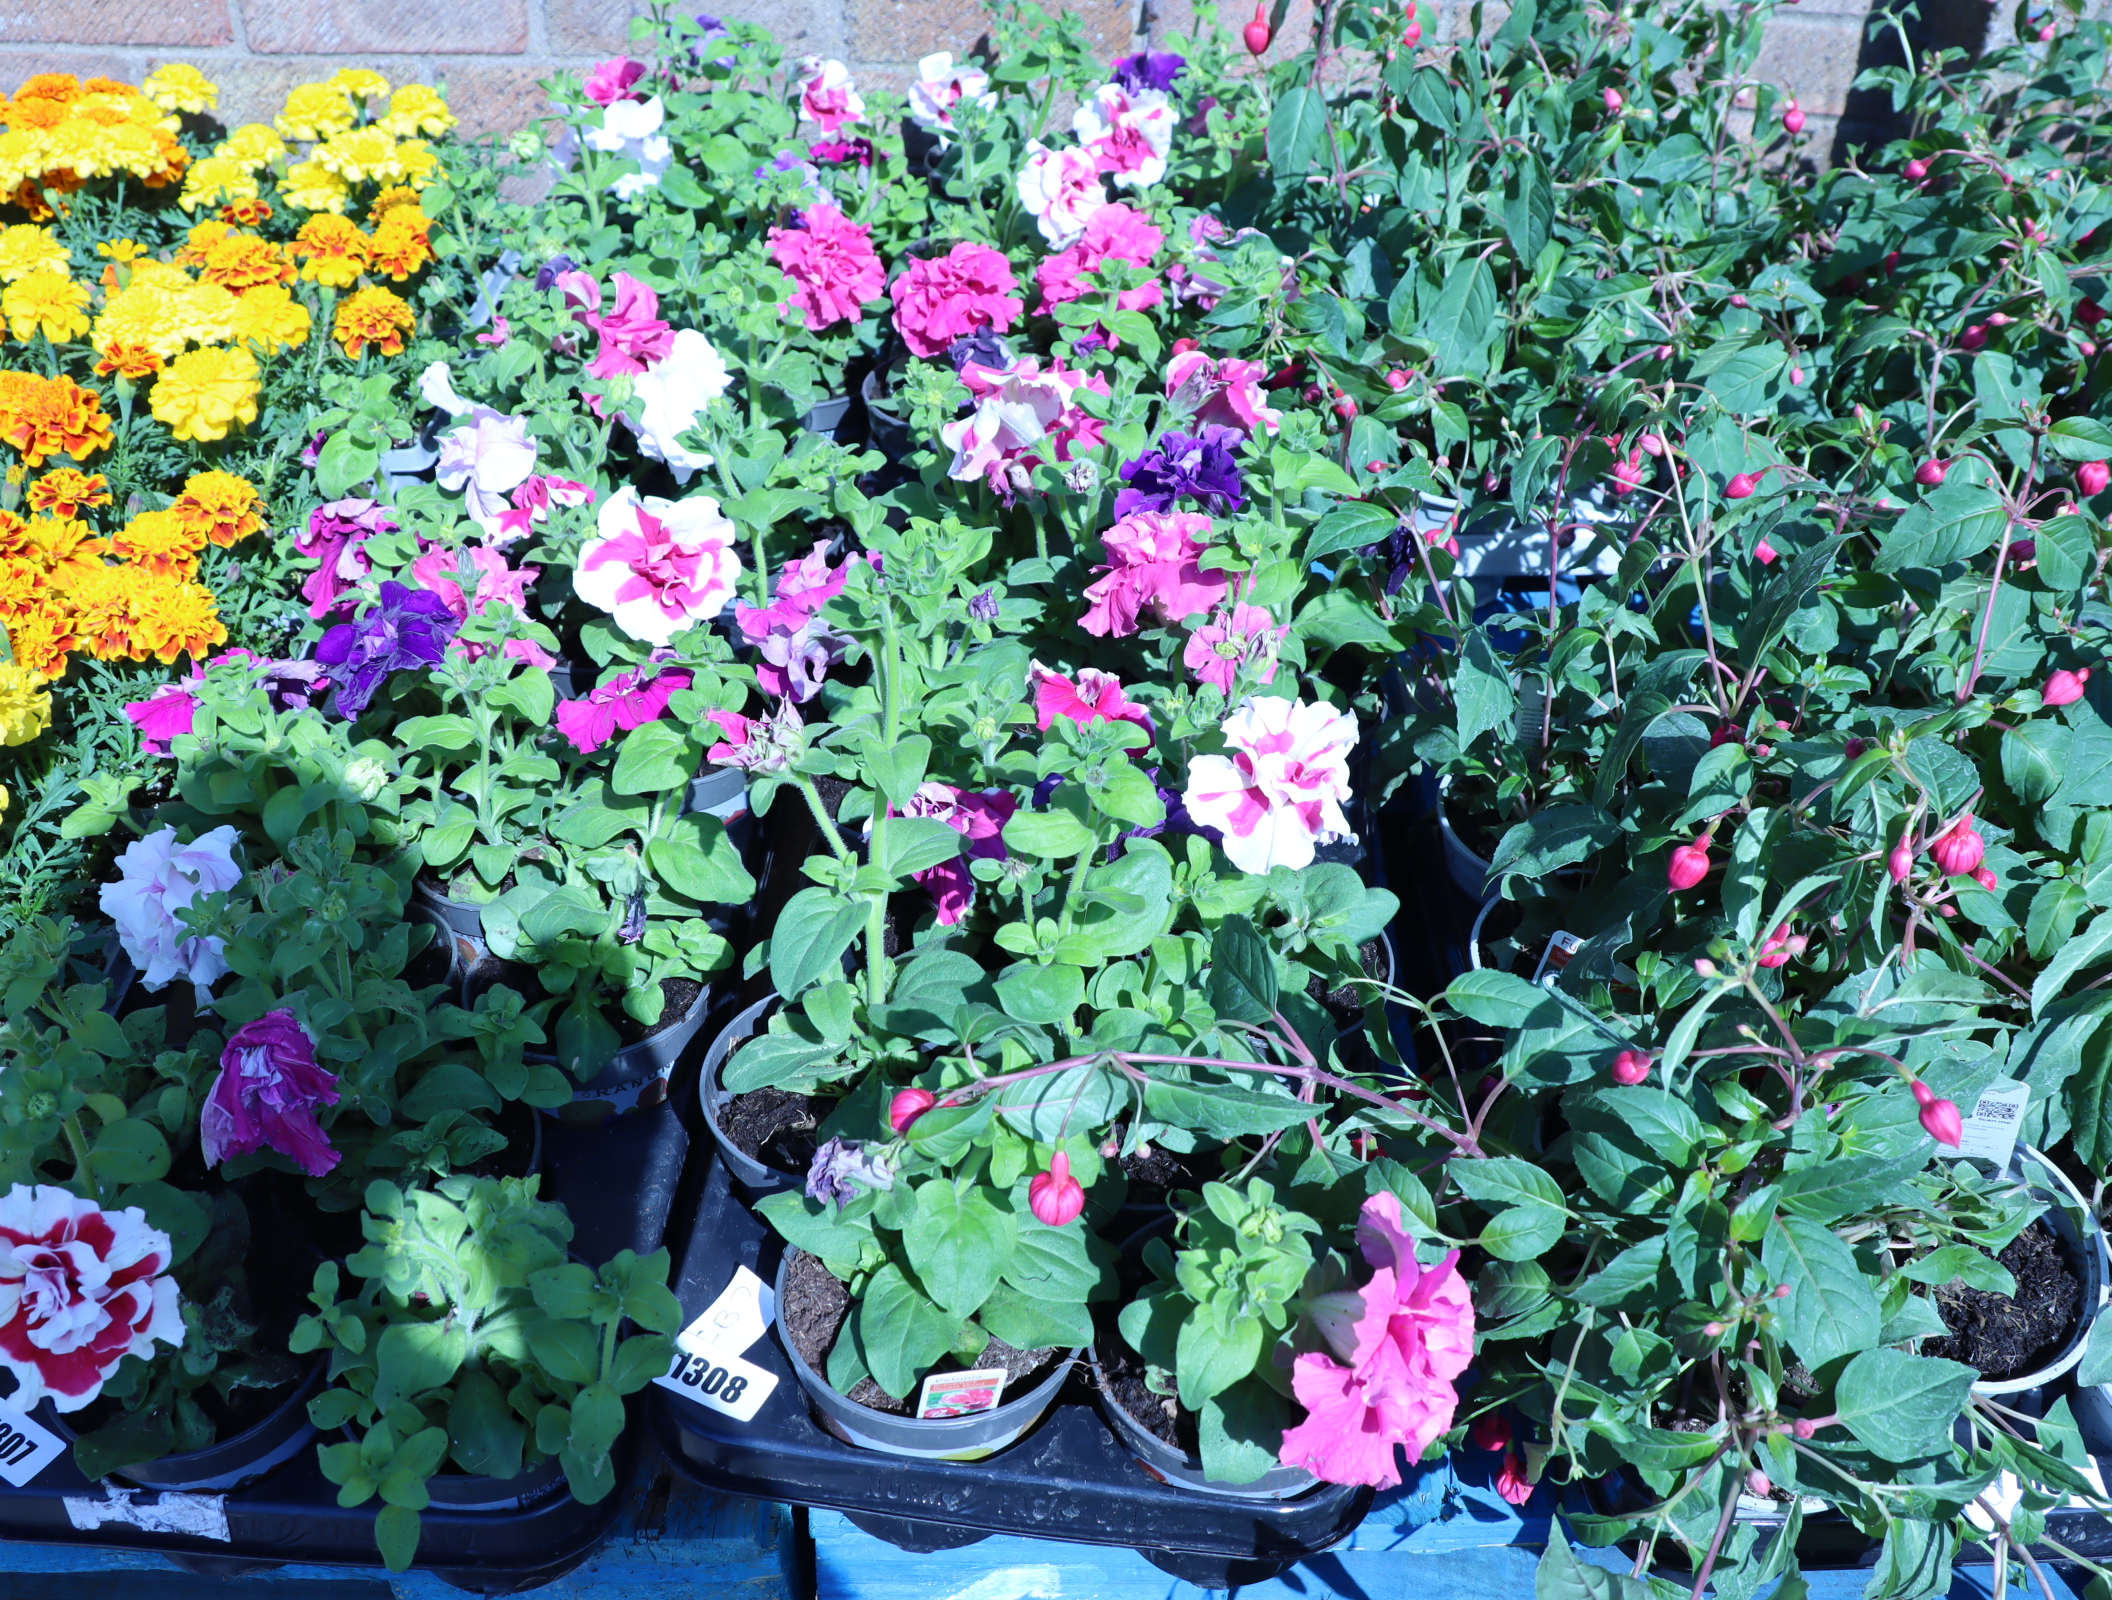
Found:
[124,681,199,757]
[903,781,1017,924]
[201,1009,343,1177]
[585,56,647,106]
[1164,350,1281,437]
[564,271,676,379]
[1030,663,1152,735]
[1080,509,1226,638]
[889,243,1023,360]
[1184,602,1288,692]
[1036,203,1164,311]
[735,541,852,701]
[293,497,396,619]
[555,664,694,754]
[769,205,885,331]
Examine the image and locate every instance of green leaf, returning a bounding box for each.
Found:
[1207,914,1278,1022]
[2078,1308,2112,1386]
[1444,970,1557,1028]
[1002,807,1096,860]
[1451,1155,1568,1212]
[1266,86,1328,176]
[1502,153,1552,267]
[1834,1349,1976,1462]
[375,1504,424,1573]
[882,817,966,879]
[1536,1528,1657,1600]
[446,1370,524,1479]
[567,1382,626,1460]
[1479,1202,1567,1260]
[1455,628,1516,751]
[1488,804,1619,883]
[770,887,868,999]
[1760,1216,1881,1368]
[856,1264,960,1400]
[902,1178,1016,1320]
[978,1282,1093,1350]
[646,814,756,904]
[2047,417,2112,461]
[2034,910,2112,1017]
[1420,257,1498,378]
[612,719,704,796]
[317,433,380,500]
[1140,1078,1310,1139]
[993,962,1084,1025]
[1306,501,1396,564]
[1176,1296,1263,1408]
[1876,460,2008,572]
[86,1119,170,1185]
[526,1315,601,1386]
[375,1321,468,1410]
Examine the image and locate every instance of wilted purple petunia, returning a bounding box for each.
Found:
[1111,51,1186,93]
[202,1009,342,1176]
[315,581,460,719]
[806,1137,897,1206]
[1114,426,1247,518]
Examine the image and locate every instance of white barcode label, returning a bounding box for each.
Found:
[1958,1079,2030,1167]
[0,1401,62,1486]
[655,1347,777,1422]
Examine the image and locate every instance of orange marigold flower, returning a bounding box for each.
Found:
[57,563,133,660]
[128,572,224,663]
[5,96,69,132]
[94,343,162,381]
[368,186,424,223]
[198,231,292,293]
[13,74,80,104]
[0,373,114,467]
[0,509,29,556]
[173,219,235,267]
[26,467,110,517]
[4,606,72,676]
[220,198,273,227]
[139,130,188,190]
[333,285,415,358]
[27,513,109,585]
[111,507,205,578]
[170,470,262,548]
[0,553,46,617]
[366,213,433,282]
[291,214,369,289]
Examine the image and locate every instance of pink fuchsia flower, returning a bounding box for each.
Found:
[1031,663,1153,736]
[293,497,395,619]
[2080,461,2111,498]
[1930,814,1985,876]
[1610,448,1647,496]
[1036,203,1164,312]
[1081,510,1227,637]
[904,781,1018,923]
[202,1009,342,1176]
[1073,81,1176,189]
[124,681,198,756]
[1028,1151,1085,1226]
[2046,666,2093,707]
[1757,922,1807,968]
[586,56,647,106]
[1496,1453,1533,1506]
[890,1088,937,1132]
[769,205,885,331]
[1754,537,1779,565]
[555,663,693,754]
[99,824,242,994]
[1165,350,1282,438]
[797,59,864,133]
[1611,1049,1651,1085]
[1910,1078,1964,1147]
[907,52,993,137]
[0,1186,181,1413]
[940,356,1107,494]
[1017,141,1108,248]
[566,271,677,379]
[495,474,595,548]
[1915,458,1949,487]
[575,486,741,645]
[1279,1191,1474,1488]
[628,328,735,481]
[1185,602,1288,693]
[890,242,1024,359]
[1667,836,1711,889]
[1184,697,1357,874]
[436,408,540,534]
[705,702,803,773]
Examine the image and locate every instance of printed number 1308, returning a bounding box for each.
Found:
[667,1350,749,1404]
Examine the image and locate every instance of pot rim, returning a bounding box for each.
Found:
[1962,1143,2109,1396]
[41,1353,325,1490]
[1085,1342,1321,1500]
[700,992,808,1191]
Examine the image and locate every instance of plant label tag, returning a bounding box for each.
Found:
[1531,931,1585,985]
[677,1266,775,1361]
[656,1346,778,1423]
[1958,1078,2029,1167]
[916,1368,1007,1420]
[0,1401,62,1486]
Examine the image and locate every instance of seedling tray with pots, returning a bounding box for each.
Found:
[0,1099,694,1593]
[647,1150,1376,1585]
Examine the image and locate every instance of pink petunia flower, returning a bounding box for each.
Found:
[1081,509,1227,637]
[908,52,994,137]
[1036,203,1164,311]
[574,486,742,645]
[586,57,648,106]
[1164,350,1282,436]
[435,408,540,534]
[1278,1191,1475,1489]
[1184,696,1356,873]
[475,316,510,348]
[409,539,550,666]
[769,205,886,331]
[564,271,676,378]
[889,243,1024,359]
[293,497,395,619]
[556,663,694,754]
[1184,602,1287,691]
[735,541,853,701]
[1016,141,1108,248]
[495,474,595,548]
[1030,663,1152,735]
[124,681,199,757]
[797,59,864,133]
[705,702,804,773]
[903,781,1018,923]
[940,356,1108,494]
[1072,81,1176,188]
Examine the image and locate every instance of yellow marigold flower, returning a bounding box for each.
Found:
[58,563,135,660]
[0,659,50,745]
[150,346,259,442]
[92,282,193,359]
[4,607,69,676]
[333,285,415,358]
[380,84,455,139]
[367,186,422,223]
[179,154,259,213]
[26,468,109,517]
[171,470,262,548]
[130,573,225,663]
[44,117,159,182]
[327,68,392,103]
[0,508,29,557]
[280,159,352,213]
[174,279,237,347]
[127,258,190,290]
[111,507,205,578]
[396,139,442,188]
[0,224,65,284]
[0,373,113,466]
[142,64,218,115]
[226,283,309,354]
[97,238,146,263]
[275,83,357,143]
[139,128,188,189]
[26,514,109,585]
[315,126,402,185]
[0,130,48,192]
[173,219,234,266]
[2,269,89,343]
[218,123,287,168]
[291,214,370,288]
[94,342,163,381]
[367,213,434,282]
[220,198,273,227]
[198,233,292,293]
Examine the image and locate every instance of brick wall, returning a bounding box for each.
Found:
[0,0,1997,160]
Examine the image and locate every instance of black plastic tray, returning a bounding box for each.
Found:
[648,1151,1376,1584]
[0,1102,694,1594]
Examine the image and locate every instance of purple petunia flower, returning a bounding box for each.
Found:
[1114,426,1247,518]
[1111,51,1186,94]
[969,587,1000,621]
[806,1137,897,1206]
[535,255,578,292]
[946,326,1011,372]
[315,581,459,720]
[202,1009,342,1177]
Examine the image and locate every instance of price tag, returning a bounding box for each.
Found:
[656,1346,777,1422]
[0,1401,61,1486]
[1531,931,1585,985]
[1958,1078,2030,1168]
[654,1267,781,1423]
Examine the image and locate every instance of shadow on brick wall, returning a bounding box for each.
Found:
[1830,0,1992,164]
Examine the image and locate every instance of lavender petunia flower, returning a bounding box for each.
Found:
[946,326,1011,372]
[535,254,578,292]
[969,587,1001,621]
[202,1009,342,1176]
[806,1137,897,1206]
[315,581,459,720]
[1111,51,1186,93]
[1114,426,1246,518]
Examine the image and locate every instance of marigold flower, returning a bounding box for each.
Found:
[95,238,145,264]
[0,658,49,745]
[0,553,46,619]
[218,123,287,169]
[197,232,292,293]
[0,509,30,557]
[171,470,262,548]
[327,68,391,103]
[219,198,273,227]
[178,154,258,213]
[56,563,135,657]
[366,211,433,280]
[26,467,109,517]
[279,158,351,212]
[111,507,205,578]
[116,570,225,663]
[367,185,423,223]
[0,223,65,283]
[275,83,357,143]
[142,64,217,114]
[0,373,113,466]
[173,219,234,267]
[94,342,162,380]
[26,513,108,585]
[4,608,70,675]
[2,268,88,343]
[226,283,309,353]
[149,346,260,442]
[394,139,442,187]
[380,84,455,139]
[333,285,415,358]
[315,125,404,185]
[290,213,369,288]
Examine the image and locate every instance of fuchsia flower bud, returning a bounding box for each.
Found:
[1915,458,1949,486]
[1774,1283,1792,1299]
[1471,1414,1512,1452]
[1754,537,1779,565]
[1960,325,1988,351]
[1029,1151,1086,1226]
[1889,841,1915,883]
[1971,866,1998,891]
[1782,104,1805,134]
[1789,364,1805,386]
[1603,87,1624,112]
[1405,15,1423,44]
[1930,814,1985,876]
[2081,299,2107,328]
[1905,158,1928,181]
[1612,1049,1652,1085]
[1244,4,1273,53]
[1703,1321,1726,1337]
[1730,294,1749,308]
[1657,343,1673,359]
[890,1088,937,1133]
[1757,923,1805,967]
[1910,1078,1964,1147]
[1792,1417,1819,1439]
[2079,461,2110,498]
[1724,464,1776,499]
[1845,737,1868,758]
[1668,836,1712,890]
[1749,1469,1774,1496]
[1640,432,1665,457]
[2045,666,2092,707]
[1385,369,1410,390]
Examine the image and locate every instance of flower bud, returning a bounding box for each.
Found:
[2080,461,2110,498]
[1916,458,1949,486]
[1961,325,1988,351]
[1971,866,1998,891]
[1171,337,1199,355]
[1604,87,1624,112]
[1749,1469,1774,1497]
[1789,364,1805,386]
[1757,922,1797,967]
[1730,294,1749,308]
[1471,1414,1512,1452]
[1693,958,1718,977]
[1703,1321,1725,1337]
[890,1087,937,1133]
[1029,1150,1086,1226]
[1792,1417,1818,1439]
[2040,22,2056,38]
[1754,536,1778,565]
[1904,159,1928,181]
[1668,837,1711,890]
[1385,369,1410,391]
[1930,815,1985,877]
[1845,737,1868,758]
[2081,299,2107,328]
[1774,1283,1792,1299]
[2045,666,2092,707]
[1783,107,1805,134]
[1335,395,1358,419]
[1656,343,1673,359]
[1640,432,1665,457]
[1405,16,1423,44]
[1889,841,1915,883]
[1612,1049,1652,1085]
[1919,1094,1964,1147]
[2011,538,2037,561]
[1244,3,1273,52]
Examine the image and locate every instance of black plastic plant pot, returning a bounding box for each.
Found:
[39,1357,325,1493]
[548,978,720,1127]
[648,1152,1374,1572]
[1085,1347,1318,1501]
[698,993,801,1196]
